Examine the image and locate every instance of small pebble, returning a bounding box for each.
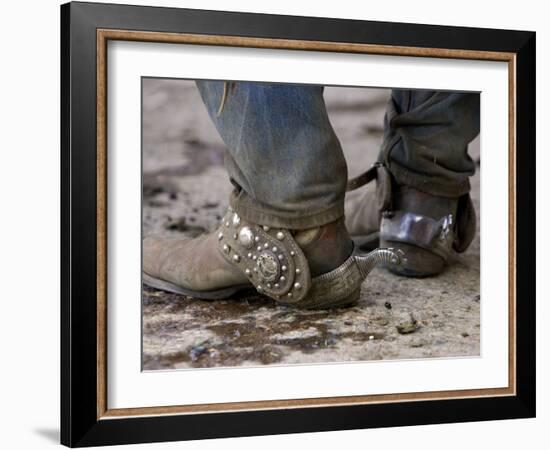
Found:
[396,313,419,335]
[374,318,389,326]
[189,346,207,362]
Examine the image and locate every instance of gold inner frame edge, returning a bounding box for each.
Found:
[95,29,517,420]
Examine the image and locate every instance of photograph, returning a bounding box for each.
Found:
[141,79,481,370]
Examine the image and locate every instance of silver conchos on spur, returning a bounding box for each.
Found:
[256,252,280,282]
[237,226,254,248]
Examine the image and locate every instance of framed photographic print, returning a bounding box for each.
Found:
[60,1,536,447]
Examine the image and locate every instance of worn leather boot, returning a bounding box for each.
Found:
[345,164,476,277]
[143,208,406,309]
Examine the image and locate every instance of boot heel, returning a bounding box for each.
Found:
[292,253,364,309]
[299,286,362,310]
[380,240,445,277]
[328,286,361,308]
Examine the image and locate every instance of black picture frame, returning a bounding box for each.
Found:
[61,1,536,447]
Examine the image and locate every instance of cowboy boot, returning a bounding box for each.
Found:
[345,164,476,277]
[143,208,407,309]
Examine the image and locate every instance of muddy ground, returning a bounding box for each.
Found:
[142,79,480,370]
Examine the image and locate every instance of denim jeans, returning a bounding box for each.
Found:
[196,81,479,229]
[381,90,479,197]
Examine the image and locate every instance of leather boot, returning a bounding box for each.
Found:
[143,208,406,309]
[345,164,476,277]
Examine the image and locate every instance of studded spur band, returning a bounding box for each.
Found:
[218,209,407,309]
[218,209,311,304]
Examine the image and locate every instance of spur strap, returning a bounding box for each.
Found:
[346,163,379,192]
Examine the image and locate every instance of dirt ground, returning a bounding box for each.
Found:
[141,79,480,370]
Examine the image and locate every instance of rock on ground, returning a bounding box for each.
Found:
[142,79,480,370]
